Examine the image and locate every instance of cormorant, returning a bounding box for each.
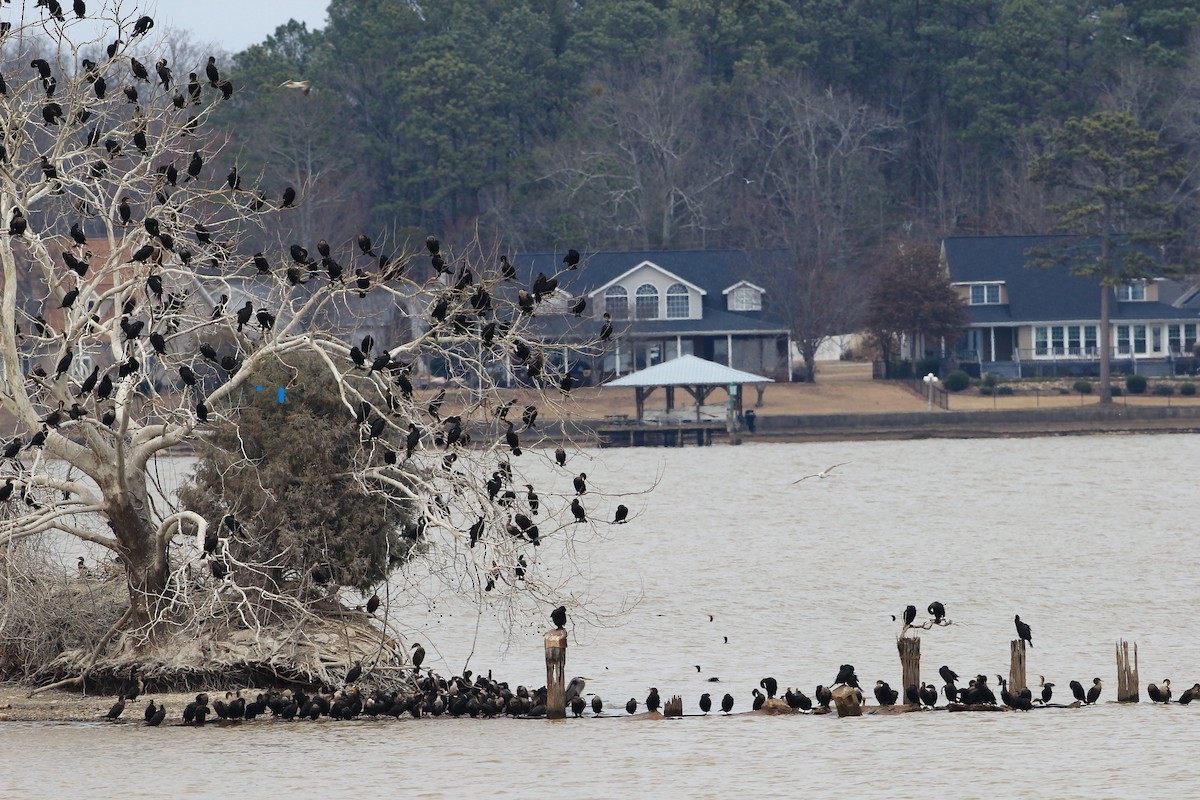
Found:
[760,677,778,699]
[752,689,765,711]
[613,504,629,524]
[834,664,859,688]
[570,498,586,523]
[1148,679,1171,704]
[345,661,363,684]
[555,447,567,467]
[411,642,425,670]
[1086,678,1102,705]
[599,313,612,341]
[720,693,734,713]
[573,473,587,495]
[366,594,380,615]
[235,301,253,332]
[874,681,898,706]
[148,704,165,726]
[551,605,567,629]
[1014,615,1033,647]
[1179,683,1200,705]
[280,186,296,208]
[928,601,946,623]
[699,693,712,714]
[527,485,539,515]
[564,248,580,269]
[919,683,937,707]
[1069,680,1086,703]
[815,685,832,709]
[1038,676,1054,704]
[625,698,637,714]
[205,56,220,86]
[591,695,603,716]
[902,605,917,626]
[105,695,125,720]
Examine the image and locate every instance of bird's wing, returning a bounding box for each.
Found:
[824,462,850,474]
[790,474,816,485]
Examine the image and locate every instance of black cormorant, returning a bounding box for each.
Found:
[720,693,734,713]
[1014,615,1033,647]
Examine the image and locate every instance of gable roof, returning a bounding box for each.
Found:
[585,260,707,298]
[603,354,773,387]
[722,280,766,295]
[943,235,1198,324]
[513,249,791,311]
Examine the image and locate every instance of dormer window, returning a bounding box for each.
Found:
[605,285,629,319]
[666,283,689,318]
[969,283,1002,305]
[635,284,659,319]
[1117,281,1146,301]
[724,281,763,311]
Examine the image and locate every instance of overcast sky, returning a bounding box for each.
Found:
[155,0,330,54]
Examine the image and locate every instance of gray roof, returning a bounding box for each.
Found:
[943,235,1199,325]
[512,249,791,334]
[603,355,773,387]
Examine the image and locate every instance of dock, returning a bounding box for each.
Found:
[596,422,721,448]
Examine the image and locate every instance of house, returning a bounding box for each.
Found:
[942,235,1200,378]
[514,249,794,382]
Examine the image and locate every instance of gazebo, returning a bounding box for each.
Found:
[602,354,773,422]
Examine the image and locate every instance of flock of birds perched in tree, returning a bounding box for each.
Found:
[1,1,627,590]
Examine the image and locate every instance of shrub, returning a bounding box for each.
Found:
[916,356,942,377]
[979,385,993,396]
[996,385,1014,396]
[943,370,970,392]
[1126,374,1148,394]
[1111,385,1123,396]
[1073,379,1093,395]
[1154,384,1175,396]
[1182,383,1197,396]
[982,373,999,389]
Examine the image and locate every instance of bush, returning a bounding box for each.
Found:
[1073,379,1093,395]
[1126,374,1148,394]
[979,385,993,396]
[1182,383,1197,396]
[982,373,999,389]
[943,370,971,392]
[996,385,1014,396]
[1111,385,1123,396]
[1154,384,1174,396]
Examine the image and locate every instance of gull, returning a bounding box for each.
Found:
[279,79,311,94]
[791,462,849,484]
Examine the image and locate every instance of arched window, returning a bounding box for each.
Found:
[635,284,659,320]
[605,285,628,320]
[666,283,689,318]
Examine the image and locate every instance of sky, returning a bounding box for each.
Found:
[152,0,330,54]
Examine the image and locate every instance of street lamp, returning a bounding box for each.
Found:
[923,372,939,411]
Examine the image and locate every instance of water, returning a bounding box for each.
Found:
[4,435,1200,799]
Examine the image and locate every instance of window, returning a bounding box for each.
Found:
[729,285,762,311]
[635,283,658,320]
[1050,326,1065,355]
[1116,325,1131,354]
[1118,282,1146,301]
[605,286,628,320]
[1134,324,1147,354]
[1084,325,1098,355]
[969,284,1001,305]
[666,283,689,318]
[1169,323,1198,354]
[1035,325,1098,357]
[1035,327,1048,356]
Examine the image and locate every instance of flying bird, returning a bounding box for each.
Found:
[279,79,311,94]
[792,462,849,484]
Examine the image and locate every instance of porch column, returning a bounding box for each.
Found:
[676,334,682,359]
[615,340,622,376]
[990,327,996,365]
[786,332,793,382]
[726,334,733,367]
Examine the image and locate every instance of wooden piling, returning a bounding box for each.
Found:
[664,695,683,717]
[831,685,862,717]
[1116,639,1139,703]
[544,629,567,720]
[897,636,921,703]
[1009,639,1027,696]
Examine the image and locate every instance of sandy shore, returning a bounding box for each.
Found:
[0,686,208,723]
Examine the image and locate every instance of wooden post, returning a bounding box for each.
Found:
[664,695,683,717]
[898,636,921,704]
[544,629,567,720]
[831,685,862,717]
[1009,639,1027,696]
[1116,639,1139,703]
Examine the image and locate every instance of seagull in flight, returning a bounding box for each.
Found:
[792,462,849,484]
[279,79,311,94]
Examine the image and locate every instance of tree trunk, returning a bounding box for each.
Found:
[1098,285,1112,404]
[105,484,169,632]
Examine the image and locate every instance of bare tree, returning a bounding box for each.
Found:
[738,75,901,382]
[533,41,737,249]
[0,4,624,688]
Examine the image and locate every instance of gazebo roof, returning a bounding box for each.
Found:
[602,355,773,388]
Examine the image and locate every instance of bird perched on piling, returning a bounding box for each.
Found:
[928,601,946,623]
[551,605,567,630]
[1014,614,1033,647]
[834,664,860,688]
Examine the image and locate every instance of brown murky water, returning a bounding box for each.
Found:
[4,436,1200,798]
